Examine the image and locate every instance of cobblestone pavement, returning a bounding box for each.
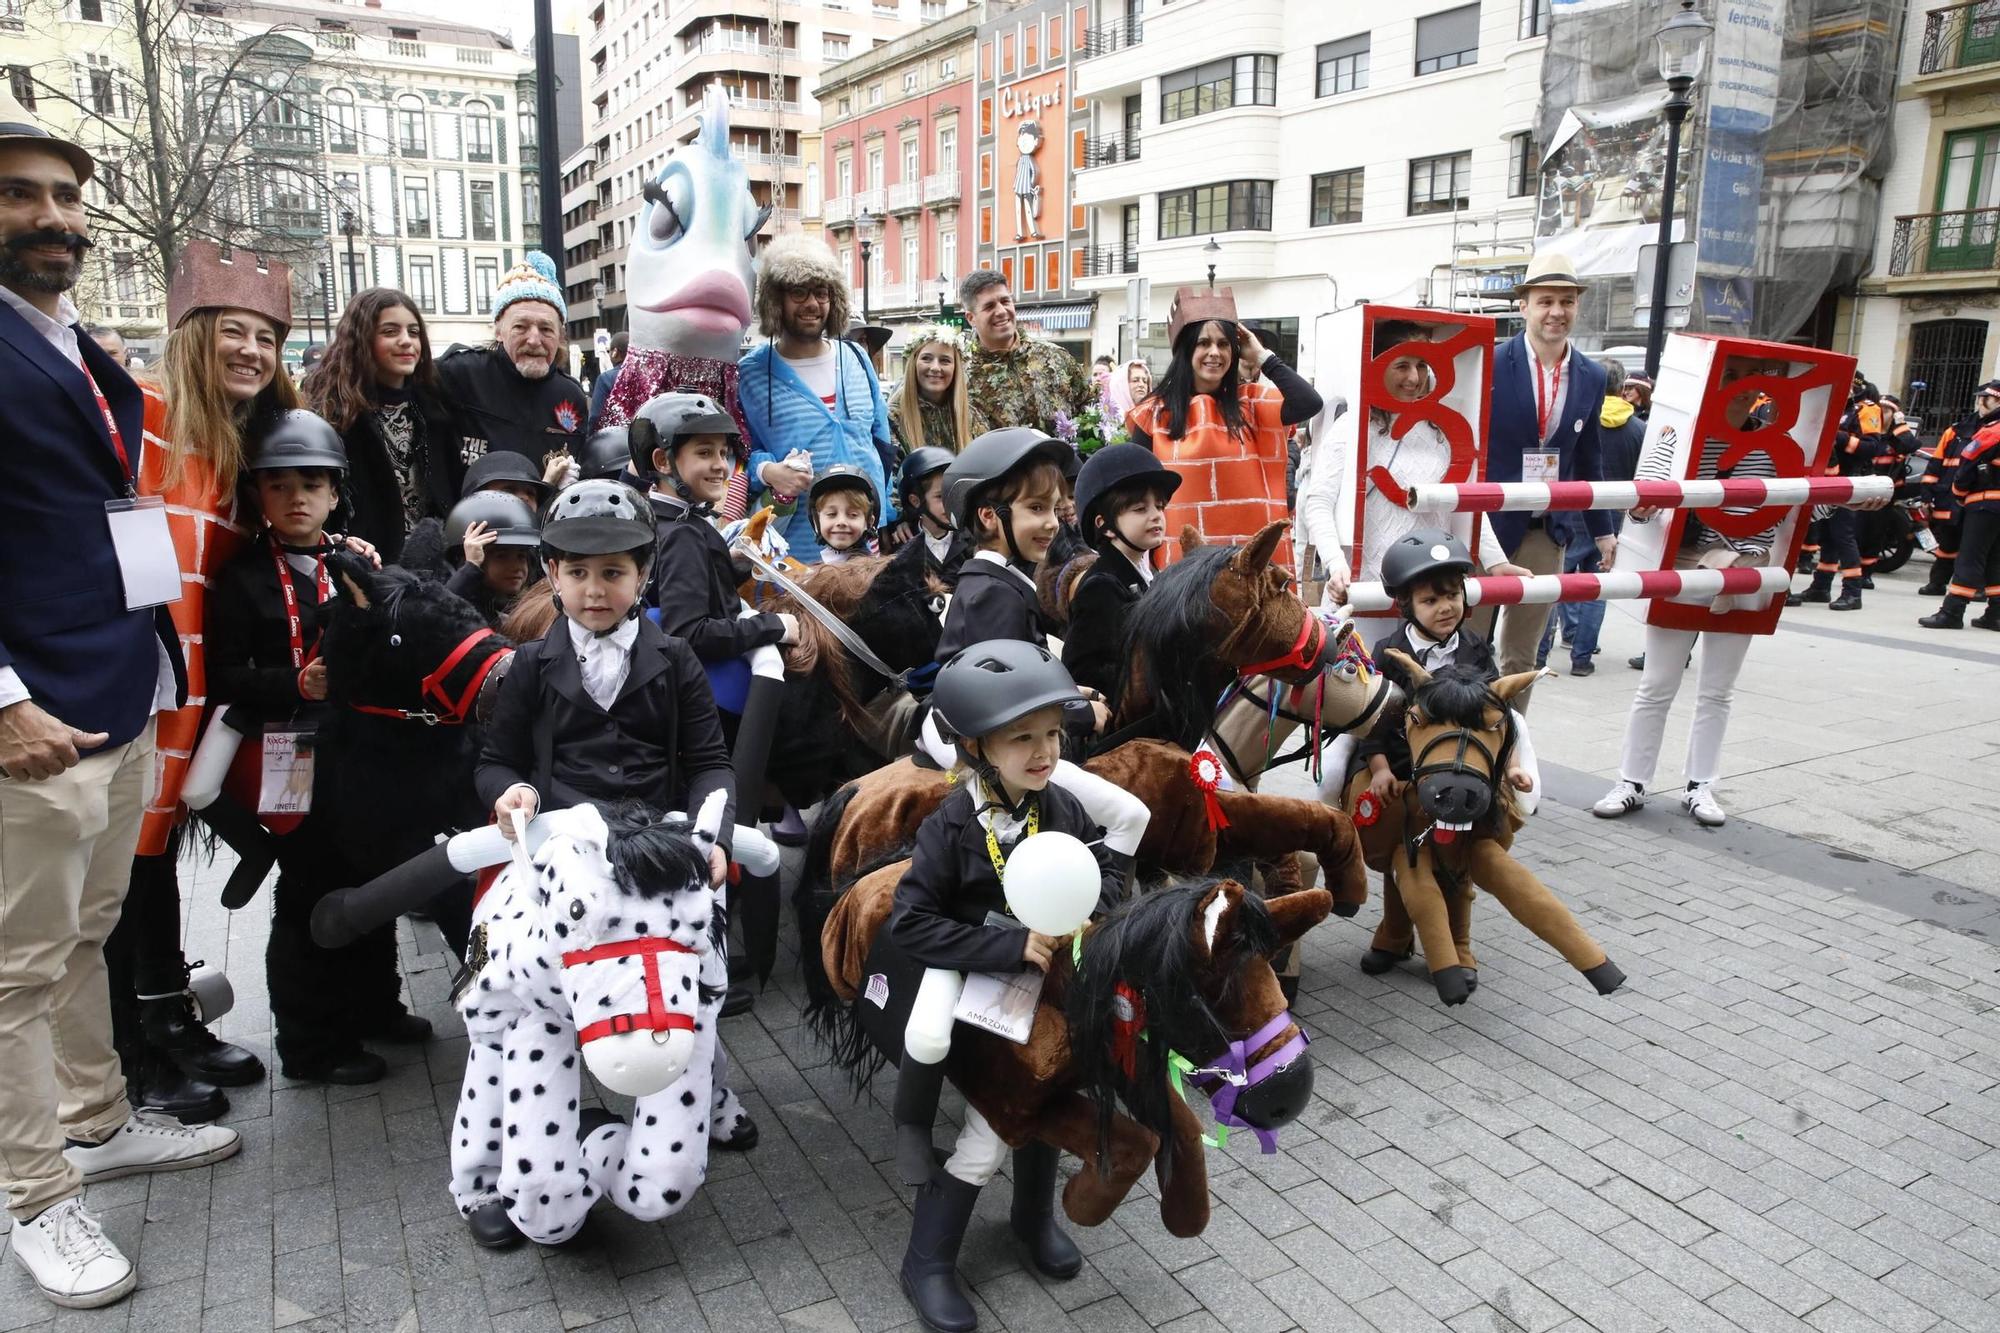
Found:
[6,563,2000,1332]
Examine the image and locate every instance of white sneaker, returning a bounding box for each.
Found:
[9,1197,134,1309]
[62,1110,240,1184]
[1592,780,1645,819]
[1682,783,1726,827]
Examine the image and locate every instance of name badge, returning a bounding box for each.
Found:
[1523,451,1561,484]
[105,496,181,610]
[258,726,316,815]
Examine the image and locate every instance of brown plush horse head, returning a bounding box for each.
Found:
[1384,648,1538,839]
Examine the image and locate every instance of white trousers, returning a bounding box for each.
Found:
[943,1102,1008,1186]
[1618,626,1752,789]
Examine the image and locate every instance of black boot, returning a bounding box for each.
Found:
[1787,572,1833,606]
[1920,596,1967,630]
[129,1046,228,1123]
[1919,557,1954,596]
[1009,1141,1081,1279]
[1359,947,1411,975]
[1829,581,1863,611]
[1857,571,1875,590]
[894,1058,948,1186]
[900,1170,982,1332]
[465,1200,523,1250]
[1974,608,2000,631]
[140,988,264,1087]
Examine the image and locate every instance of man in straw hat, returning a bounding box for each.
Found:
[1481,252,1618,705]
[0,88,239,1310]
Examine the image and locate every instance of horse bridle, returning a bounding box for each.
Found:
[1208,620,1384,780]
[349,627,511,727]
[560,937,699,1045]
[1176,1012,1309,1154]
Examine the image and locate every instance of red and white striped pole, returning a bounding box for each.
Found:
[1403,476,1893,513]
[1342,565,1790,613]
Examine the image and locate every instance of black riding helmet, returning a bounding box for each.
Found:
[444,490,541,556]
[461,450,555,505]
[540,479,655,570]
[627,391,740,500]
[247,409,347,476]
[807,464,881,543]
[897,445,955,521]
[932,639,1089,815]
[1380,528,1474,594]
[1074,443,1182,544]
[577,427,633,482]
[942,427,1078,561]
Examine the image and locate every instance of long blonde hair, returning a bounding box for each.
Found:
[895,327,972,452]
[149,308,300,495]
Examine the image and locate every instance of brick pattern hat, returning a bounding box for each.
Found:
[0,85,94,183]
[167,240,293,337]
[1166,285,1239,348]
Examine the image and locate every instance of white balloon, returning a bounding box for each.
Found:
[1002,831,1101,936]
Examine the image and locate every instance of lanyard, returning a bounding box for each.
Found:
[1533,354,1563,443]
[80,365,133,490]
[270,538,333,670]
[982,795,1039,878]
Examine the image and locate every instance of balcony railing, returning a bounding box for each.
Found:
[923,171,959,204]
[1080,132,1140,167]
[887,180,922,211]
[1920,1,2000,76]
[824,195,854,224]
[1080,244,1140,277]
[1890,208,2000,275]
[855,186,885,215]
[1081,17,1142,59]
[254,123,318,152]
[738,150,804,169]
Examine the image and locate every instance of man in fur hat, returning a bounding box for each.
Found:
[437,251,589,476]
[738,234,895,561]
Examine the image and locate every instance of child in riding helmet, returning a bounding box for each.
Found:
[442,490,542,628]
[209,410,409,1086]
[808,464,880,563]
[888,640,1137,1333]
[1355,529,1538,815]
[1058,444,1182,697]
[576,425,636,483]
[460,450,556,510]
[630,391,800,662]
[476,477,738,876]
[894,444,971,583]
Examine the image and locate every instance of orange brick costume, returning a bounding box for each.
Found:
[1123,287,1300,568]
[135,387,250,855]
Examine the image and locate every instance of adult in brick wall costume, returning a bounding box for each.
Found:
[1124,286,1322,566]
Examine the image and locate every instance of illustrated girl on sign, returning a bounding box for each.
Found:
[1014,119,1045,241]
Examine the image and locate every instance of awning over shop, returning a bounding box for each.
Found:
[1017,302,1095,331]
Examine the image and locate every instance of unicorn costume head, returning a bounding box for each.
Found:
[599,84,765,515]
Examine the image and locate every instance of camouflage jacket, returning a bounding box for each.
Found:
[964,335,1093,439]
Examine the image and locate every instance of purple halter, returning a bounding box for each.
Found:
[1175,1011,1309,1154]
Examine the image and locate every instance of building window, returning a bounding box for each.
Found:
[901,135,918,181]
[466,104,493,160]
[1408,150,1471,215]
[403,180,431,237]
[1121,203,1139,270]
[76,0,104,20]
[324,88,355,151]
[939,227,956,278]
[867,145,883,190]
[470,180,496,240]
[341,250,366,298]
[903,234,919,291]
[837,95,850,116]
[474,257,499,313]
[1158,179,1273,238]
[922,1,944,21]
[824,33,849,59]
[1520,0,1551,39]
[112,251,138,302]
[1508,131,1538,197]
[8,66,33,110]
[836,154,852,196]
[1316,35,1369,97]
[939,55,956,78]
[397,98,427,155]
[1160,54,1277,124]
[1311,168,1363,226]
[904,71,918,93]
[937,124,956,173]
[407,257,436,313]
[1416,4,1481,75]
[868,83,883,106]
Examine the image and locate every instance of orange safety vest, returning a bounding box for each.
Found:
[136,387,251,856]
[1127,382,1293,568]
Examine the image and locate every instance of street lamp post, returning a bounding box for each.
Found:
[935,272,950,322]
[1643,0,1713,382]
[856,209,880,324]
[1203,236,1221,289]
[339,209,362,312]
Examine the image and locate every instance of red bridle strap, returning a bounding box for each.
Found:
[1236,612,1327,680]
[350,629,509,726]
[561,936,699,1046]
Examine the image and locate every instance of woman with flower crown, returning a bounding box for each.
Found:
[890,323,973,455]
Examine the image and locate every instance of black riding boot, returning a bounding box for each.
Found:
[140,975,265,1086]
[127,1044,228,1124]
[1008,1141,1081,1279]
[1829,579,1863,611]
[900,1170,982,1332]
[1919,555,1955,596]
[894,1058,948,1186]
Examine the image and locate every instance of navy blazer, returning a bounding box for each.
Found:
[0,300,183,748]
[1487,334,1613,554]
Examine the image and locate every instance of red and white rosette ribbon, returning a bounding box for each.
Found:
[1352,790,1383,828]
[1188,746,1231,832]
